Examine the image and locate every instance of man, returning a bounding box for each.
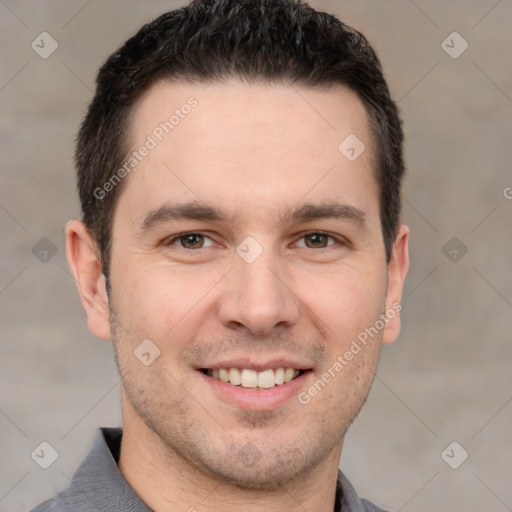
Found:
[31,0,409,510]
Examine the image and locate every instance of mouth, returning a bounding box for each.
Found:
[200,367,306,390]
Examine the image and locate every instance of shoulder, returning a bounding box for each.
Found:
[361,497,392,512]
[27,498,58,512]
[337,470,392,512]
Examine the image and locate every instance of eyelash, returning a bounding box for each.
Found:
[163,231,348,250]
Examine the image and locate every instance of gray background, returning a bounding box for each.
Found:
[1,1,511,511]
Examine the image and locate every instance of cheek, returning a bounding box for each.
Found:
[297,264,386,337]
[111,260,222,342]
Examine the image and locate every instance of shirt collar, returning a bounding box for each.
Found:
[58,427,375,512]
[55,427,152,512]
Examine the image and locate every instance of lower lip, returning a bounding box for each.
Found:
[198,371,312,410]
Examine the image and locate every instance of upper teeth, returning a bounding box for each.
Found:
[208,368,300,388]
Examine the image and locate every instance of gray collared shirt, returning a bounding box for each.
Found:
[29,427,389,512]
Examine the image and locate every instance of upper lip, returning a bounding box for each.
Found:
[197,357,314,372]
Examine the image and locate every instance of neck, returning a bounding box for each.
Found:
[118,401,342,512]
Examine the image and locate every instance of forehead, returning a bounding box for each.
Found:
[129,79,373,158]
[117,79,379,226]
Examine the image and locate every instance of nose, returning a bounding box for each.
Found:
[217,251,301,337]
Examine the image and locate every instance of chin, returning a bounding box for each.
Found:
[188,440,329,491]
[205,461,306,491]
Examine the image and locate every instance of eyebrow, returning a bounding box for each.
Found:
[135,200,366,237]
[135,202,233,236]
[277,201,366,228]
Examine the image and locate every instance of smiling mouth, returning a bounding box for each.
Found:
[200,367,306,389]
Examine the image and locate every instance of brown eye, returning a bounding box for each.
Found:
[302,233,332,249]
[165,232,215,249]
[179,233,205,249]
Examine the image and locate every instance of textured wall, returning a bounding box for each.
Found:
[1,1,511,511]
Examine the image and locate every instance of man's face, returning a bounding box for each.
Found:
[99,81,406,487]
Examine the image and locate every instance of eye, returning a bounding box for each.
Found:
[165,232,215,249]
[163,231,345,251]
[295,232,340,249]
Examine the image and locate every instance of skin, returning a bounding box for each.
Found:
[66,80,409,512]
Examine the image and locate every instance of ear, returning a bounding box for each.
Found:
[382,224,410,345]
[65,220,112,341]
